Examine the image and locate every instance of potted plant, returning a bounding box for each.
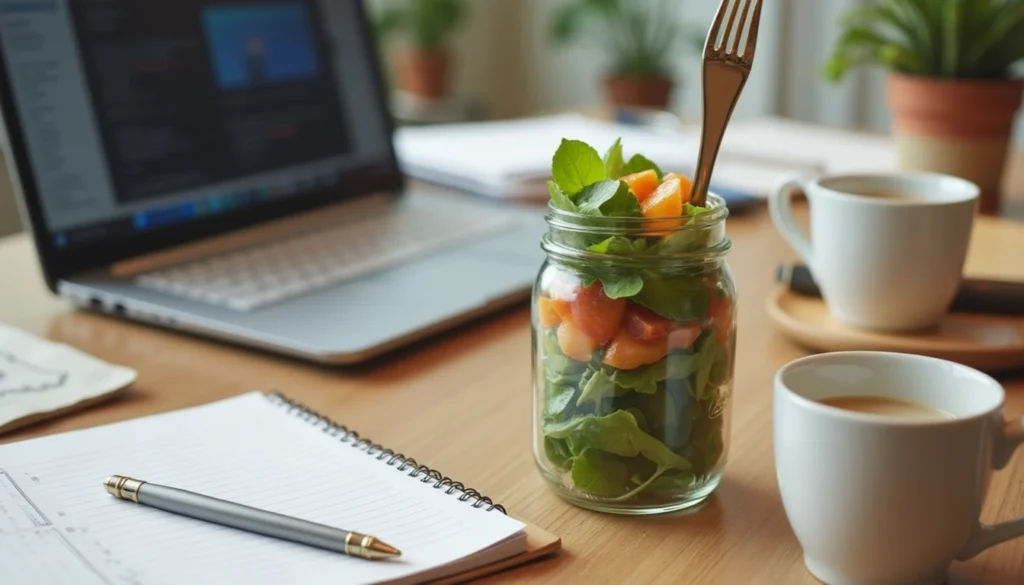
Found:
[551,0,703,110]
[373,0,467,100]
[823,0,1024,215]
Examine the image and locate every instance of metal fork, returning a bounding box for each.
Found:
[689,0,764,207]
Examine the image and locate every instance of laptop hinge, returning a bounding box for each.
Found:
[110,193,394,277]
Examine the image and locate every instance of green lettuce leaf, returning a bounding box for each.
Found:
[633,275,711,321]
[620,153,663,179]
[547,180,578,213]
[601,276,644,299]
[575,180,642,217]
[587,236,648,255]
[604,138,625,179]
[610,352,700,394]
[544,437,574,471]
[544,410,691,471]
[570,448,630,497]
[552,139,606,195]
[693,334,718,401]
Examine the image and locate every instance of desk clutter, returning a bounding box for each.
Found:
[0,322,136,435]
[0,392,560,585]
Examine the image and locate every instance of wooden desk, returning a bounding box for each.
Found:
[2,193,1024,584]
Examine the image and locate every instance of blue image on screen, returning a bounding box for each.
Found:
[203,3,321,89]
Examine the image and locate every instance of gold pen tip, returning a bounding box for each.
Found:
[365,539,402,560]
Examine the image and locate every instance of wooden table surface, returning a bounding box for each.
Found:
[2,155,1024,584]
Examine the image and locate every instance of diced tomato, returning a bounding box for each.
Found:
[557,321,598,362]
[622,170,660,202]
[570,282,626,345]
[708,294,733,343]
[668,324,703,350]
[536,297,562,327]
[623,303,703,349]
[623,304,676,340]
[550,298,573,323]
[603,329,670,371]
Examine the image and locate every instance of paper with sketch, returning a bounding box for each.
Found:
[0,322,136,434]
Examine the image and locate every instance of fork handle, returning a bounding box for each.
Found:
[690,61,750,207]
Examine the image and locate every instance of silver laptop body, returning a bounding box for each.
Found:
[0,0,545,364]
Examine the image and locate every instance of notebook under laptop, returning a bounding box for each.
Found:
[0,0,546,364]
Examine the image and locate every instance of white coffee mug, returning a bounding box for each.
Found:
[775,351,1024,585]
[769,172,979,331]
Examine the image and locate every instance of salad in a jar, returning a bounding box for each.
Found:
[534,137,735,509]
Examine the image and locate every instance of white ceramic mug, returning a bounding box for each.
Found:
[769,172,979,331]
[774,351,1024,585]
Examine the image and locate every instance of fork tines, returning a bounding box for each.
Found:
[705,0,763,65]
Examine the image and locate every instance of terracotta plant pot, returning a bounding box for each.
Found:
[395,47,451,100]
[887,73,1024,216]
[604,74,675,110]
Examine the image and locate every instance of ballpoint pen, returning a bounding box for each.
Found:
[103,475,401,560]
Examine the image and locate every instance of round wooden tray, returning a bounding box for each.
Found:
[766,287,1024,373]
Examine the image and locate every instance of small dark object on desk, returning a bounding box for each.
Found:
[776,264,1024,316]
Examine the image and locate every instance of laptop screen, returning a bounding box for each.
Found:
[0,0,394,255]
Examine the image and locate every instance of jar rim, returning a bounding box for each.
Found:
[544,193,730,233]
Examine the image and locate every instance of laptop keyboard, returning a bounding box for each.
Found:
[136,207,516,312]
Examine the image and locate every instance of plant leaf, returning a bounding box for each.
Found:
[547,181,578,213]
[604,138,625,179]
[552,139,608,196]
[544,410,691,471]
[575,180,642,216]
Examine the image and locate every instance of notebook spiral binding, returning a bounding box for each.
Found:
[268,393,506,514]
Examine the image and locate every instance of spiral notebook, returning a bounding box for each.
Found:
[0,392,560,584]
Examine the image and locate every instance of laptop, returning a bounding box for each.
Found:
[0,0,546,364]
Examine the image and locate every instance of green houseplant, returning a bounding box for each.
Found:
[373,0,467,99]
[823,0,1024,215]
[551,0,703,110]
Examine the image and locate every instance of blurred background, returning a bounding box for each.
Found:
[2,0,1022,236]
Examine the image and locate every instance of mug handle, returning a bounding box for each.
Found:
[768,172,814,268]
[957,416,1024,560]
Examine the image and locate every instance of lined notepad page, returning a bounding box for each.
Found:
[0,393,526,585]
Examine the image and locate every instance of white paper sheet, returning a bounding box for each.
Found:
[0,322,136,434]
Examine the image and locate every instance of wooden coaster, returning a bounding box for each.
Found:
[766,287,1024,373]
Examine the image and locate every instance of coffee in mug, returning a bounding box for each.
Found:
[774,351,1024,585]
[769,172,979,331]
[817,395,954,420]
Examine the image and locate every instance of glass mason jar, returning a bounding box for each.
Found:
[531,194,736,515]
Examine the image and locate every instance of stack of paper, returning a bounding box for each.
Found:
[393,113,898,202]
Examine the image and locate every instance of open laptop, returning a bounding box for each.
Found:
[0,0,546,364]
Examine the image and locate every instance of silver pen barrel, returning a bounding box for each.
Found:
[104,475,399,559]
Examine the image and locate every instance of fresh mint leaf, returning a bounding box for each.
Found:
[552,139,606,196]
[548,180,578,213]
[601,275,644,299]
[620,153,663,179]
[544,437,574,471]
[575,180,642,217]
[570,449,631,497]
[587,236,647,255]
[604,138,625,179]
[652,228,712,255]
[634,275,711,322]
[693,334,718,400]
[610,352,700,395]
[544,410,691,471]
